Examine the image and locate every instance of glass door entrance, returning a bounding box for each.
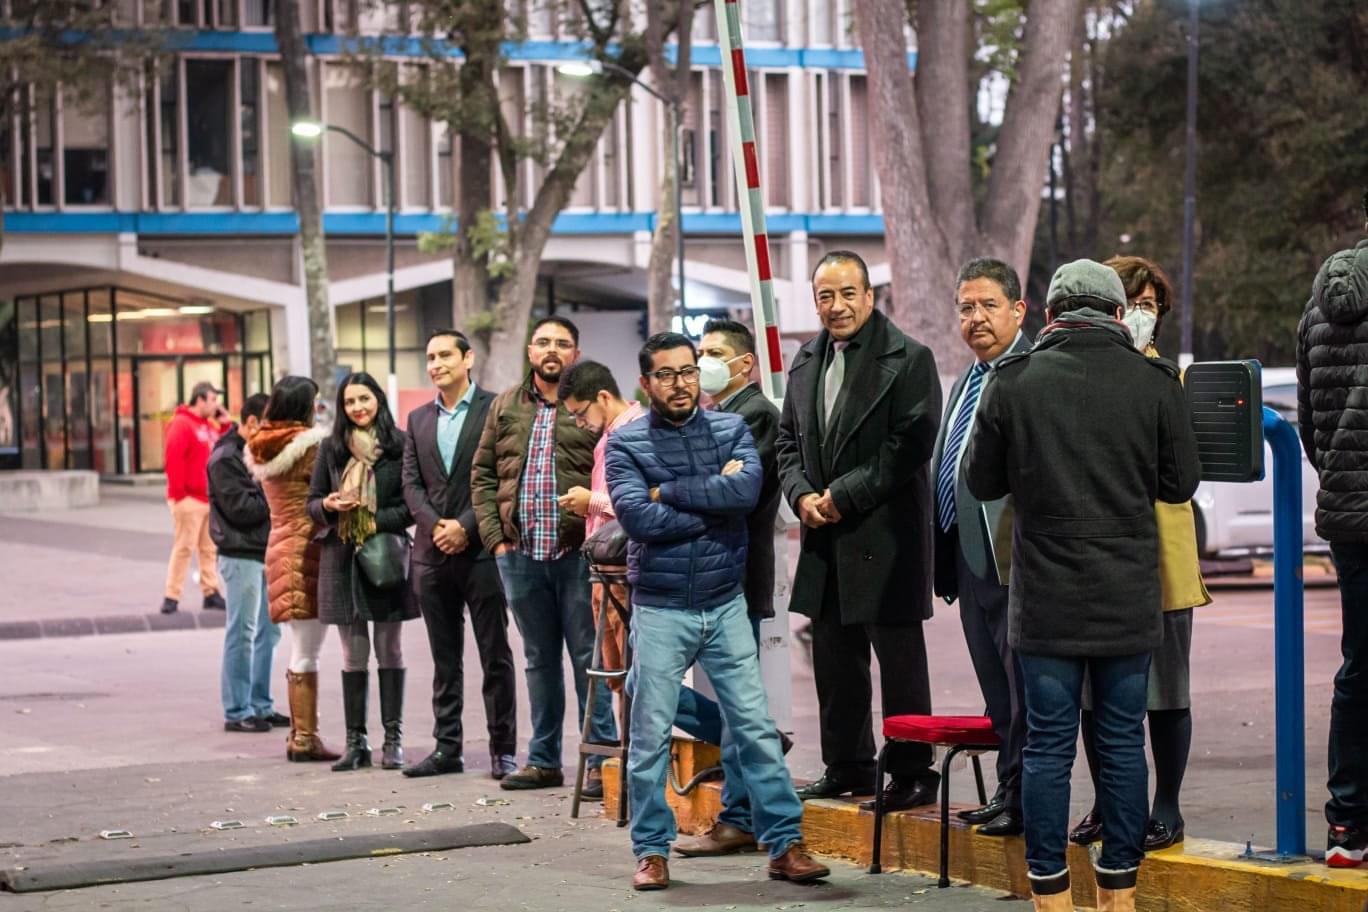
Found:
[132,355,227,473]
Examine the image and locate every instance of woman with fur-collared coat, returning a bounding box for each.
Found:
[246,375,339,763]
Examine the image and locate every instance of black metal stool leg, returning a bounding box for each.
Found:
[939,744,967,889]
[972,754,988,806]
[869,742,890,874]
[617,598,633,828]
[571,595,611,820]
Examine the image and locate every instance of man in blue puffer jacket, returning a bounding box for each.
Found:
[606,332,827,892]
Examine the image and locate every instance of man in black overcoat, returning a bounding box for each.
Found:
[775,250,943,810]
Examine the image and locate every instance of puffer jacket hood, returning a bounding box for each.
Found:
[1296,239,1368,543]
[245,421,327,623]
[1314,240,1368,325]
[246,422,326,479]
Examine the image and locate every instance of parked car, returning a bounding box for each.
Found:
[1190,368,1327,558]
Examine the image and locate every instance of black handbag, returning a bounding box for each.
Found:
[582,519,629,566]
[355,531,411,590]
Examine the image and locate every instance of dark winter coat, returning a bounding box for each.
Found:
[1297,239,1368,543]
[207,427,270,562]
[605,407,761,611]
[470,375,599,554]
[718,384,782,620]
[775,309,942,626]
[307,437,418,625]
[962,319,1202,657]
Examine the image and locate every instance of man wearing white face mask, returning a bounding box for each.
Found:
[1067,256,1211,856]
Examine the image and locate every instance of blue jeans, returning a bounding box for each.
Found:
[219,555,280,721]
[628,593,802,860]
[497,550,616,770]
[1019,651,1151,890]
[670,616,763,833]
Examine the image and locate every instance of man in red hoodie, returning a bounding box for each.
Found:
[162,381,229,615]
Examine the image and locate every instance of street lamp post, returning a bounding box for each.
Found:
[1179,0,1199,368]
[291,119,399,415]
[558,60,686,326]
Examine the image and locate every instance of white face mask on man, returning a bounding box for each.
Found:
[1122,308,1158,352]
[698,355,744,397]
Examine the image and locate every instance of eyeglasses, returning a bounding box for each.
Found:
[1126,299,1160,316]
[648,366,702,386]
[956,300,1006,319]
[567,400,593,422]
[531,338,576,351]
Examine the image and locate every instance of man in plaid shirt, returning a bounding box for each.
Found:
[471,316,617,794]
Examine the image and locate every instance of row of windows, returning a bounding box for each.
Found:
[1,56,876,216]
[3,0,859,49]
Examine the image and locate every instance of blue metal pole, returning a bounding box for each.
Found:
[1263,405,1306,859]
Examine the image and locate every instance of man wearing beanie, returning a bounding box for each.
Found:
[962,259,1201,912]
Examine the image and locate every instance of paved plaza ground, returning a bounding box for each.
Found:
[0,486,1346,909]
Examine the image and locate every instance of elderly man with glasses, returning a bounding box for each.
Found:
[471,316,617,795]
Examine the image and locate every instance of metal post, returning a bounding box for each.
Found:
[1263,406,1306,860]
[384,150,398,416]
[1179,0,1199,368]
[670,101,686,324]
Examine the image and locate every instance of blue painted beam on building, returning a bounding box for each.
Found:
[5,210,884,237]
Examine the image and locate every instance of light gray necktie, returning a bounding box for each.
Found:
[824,341,847,426]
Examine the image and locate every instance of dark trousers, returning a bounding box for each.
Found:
[810,577,936,784]
[957,548,1026,810]
[412,555,517,756]
[1328,541,1368,830]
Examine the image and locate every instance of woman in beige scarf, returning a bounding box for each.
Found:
[307,372,417,773]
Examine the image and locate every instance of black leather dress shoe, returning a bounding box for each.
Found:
[957,798,1007,825]
[976,808,1024,837]
[1144,817,1185,851]
[1069,809,1103,846]
[858,779,938,812]
[402,749,464,778]
[796,774,872,801]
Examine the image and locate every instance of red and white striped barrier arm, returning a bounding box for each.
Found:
[713,0,786,402]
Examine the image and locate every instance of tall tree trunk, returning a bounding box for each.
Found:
[643,0,695,336]
[275,0,336,407]
[853,0,961,366]
[855,0,1080,373]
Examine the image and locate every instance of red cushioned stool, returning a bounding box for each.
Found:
[869,714,1000,886]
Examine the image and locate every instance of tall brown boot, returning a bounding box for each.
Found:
[1031,891,1075,911]
[285,670,341,762]
[1096,887,1135,912]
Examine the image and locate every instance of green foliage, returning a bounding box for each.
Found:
[1096,0,1368,364]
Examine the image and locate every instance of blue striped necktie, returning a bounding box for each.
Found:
[936,361,990,532]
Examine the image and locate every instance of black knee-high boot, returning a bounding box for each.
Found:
[1147,708,1192,827]
[378,667,405,770]
[331,670,371,771]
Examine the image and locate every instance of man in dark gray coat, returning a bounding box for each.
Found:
[402,329,517,780]
[963,259,1201,912]
[776,250,943,811]
[1296,190,1368,869]
[932,257,1031,838]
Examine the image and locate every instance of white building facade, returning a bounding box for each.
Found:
[0,0,901,473]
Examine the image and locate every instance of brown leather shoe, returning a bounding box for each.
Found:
[674,822,759,857]
[767,843,830,883]
[632,854,669,891]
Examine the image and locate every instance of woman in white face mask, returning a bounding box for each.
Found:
[1068,255,1211,854]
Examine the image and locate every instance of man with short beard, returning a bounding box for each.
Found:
[606,332,827,891]
[471,316,617,794]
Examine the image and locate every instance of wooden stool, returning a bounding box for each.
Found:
[868,714,1000,886]
[571,564,633,826]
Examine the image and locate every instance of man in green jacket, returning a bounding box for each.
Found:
[471,316,617,795]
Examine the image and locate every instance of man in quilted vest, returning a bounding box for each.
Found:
[1296,189,1368,869]
[606,332,827,892]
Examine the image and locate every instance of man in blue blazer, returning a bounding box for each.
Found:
[931,258,1031,836]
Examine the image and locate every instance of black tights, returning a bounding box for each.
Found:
[1080,707,1191,826]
